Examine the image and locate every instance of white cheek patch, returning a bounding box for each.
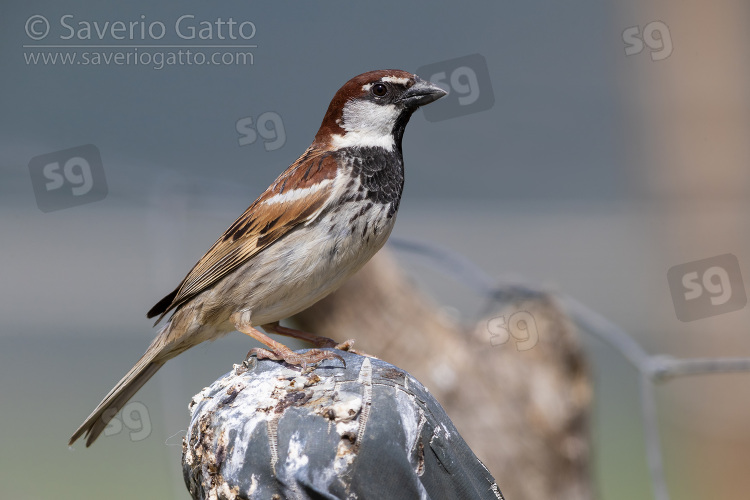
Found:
[332,100,398,151]
[342,100,397,135]
[262,179,333,205]
[381,76,411,85]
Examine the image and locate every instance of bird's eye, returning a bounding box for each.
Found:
[371,83,388,97]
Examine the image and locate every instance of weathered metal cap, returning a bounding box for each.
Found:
[183,350,503,500]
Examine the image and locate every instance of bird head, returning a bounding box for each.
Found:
[314,69,447,152]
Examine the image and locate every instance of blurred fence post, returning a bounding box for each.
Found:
[294,249,593,500]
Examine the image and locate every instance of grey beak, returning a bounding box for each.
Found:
[399,77,448,108]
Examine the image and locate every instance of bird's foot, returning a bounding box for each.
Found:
[260,323,372,358]
[308,335,340,348]
[246,345,345,368]
[332,339,377,358]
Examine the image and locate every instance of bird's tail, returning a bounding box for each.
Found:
[68,316,187,448]
[68,349,165,447]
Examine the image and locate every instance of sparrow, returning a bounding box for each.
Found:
[69,69,446,447]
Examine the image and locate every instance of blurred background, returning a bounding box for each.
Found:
[2,0,749,499]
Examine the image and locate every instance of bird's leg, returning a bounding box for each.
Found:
[261,321,352,349]
[263,322,373,358]
[232,312,344,367]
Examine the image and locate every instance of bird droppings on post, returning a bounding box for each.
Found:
[182,350,504,500]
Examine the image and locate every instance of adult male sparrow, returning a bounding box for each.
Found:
[69,69,446,447]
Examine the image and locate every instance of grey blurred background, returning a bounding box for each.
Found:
[2,1,749,499]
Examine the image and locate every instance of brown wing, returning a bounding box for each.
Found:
[147,147,339,322]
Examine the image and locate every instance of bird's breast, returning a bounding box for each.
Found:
[222,194,399,327]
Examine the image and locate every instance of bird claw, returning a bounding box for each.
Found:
[333,339,375,358]
[332,339,355,350]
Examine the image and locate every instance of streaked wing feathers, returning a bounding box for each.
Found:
[150,148,339,320]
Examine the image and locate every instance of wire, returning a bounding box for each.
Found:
[389,237,750,500]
